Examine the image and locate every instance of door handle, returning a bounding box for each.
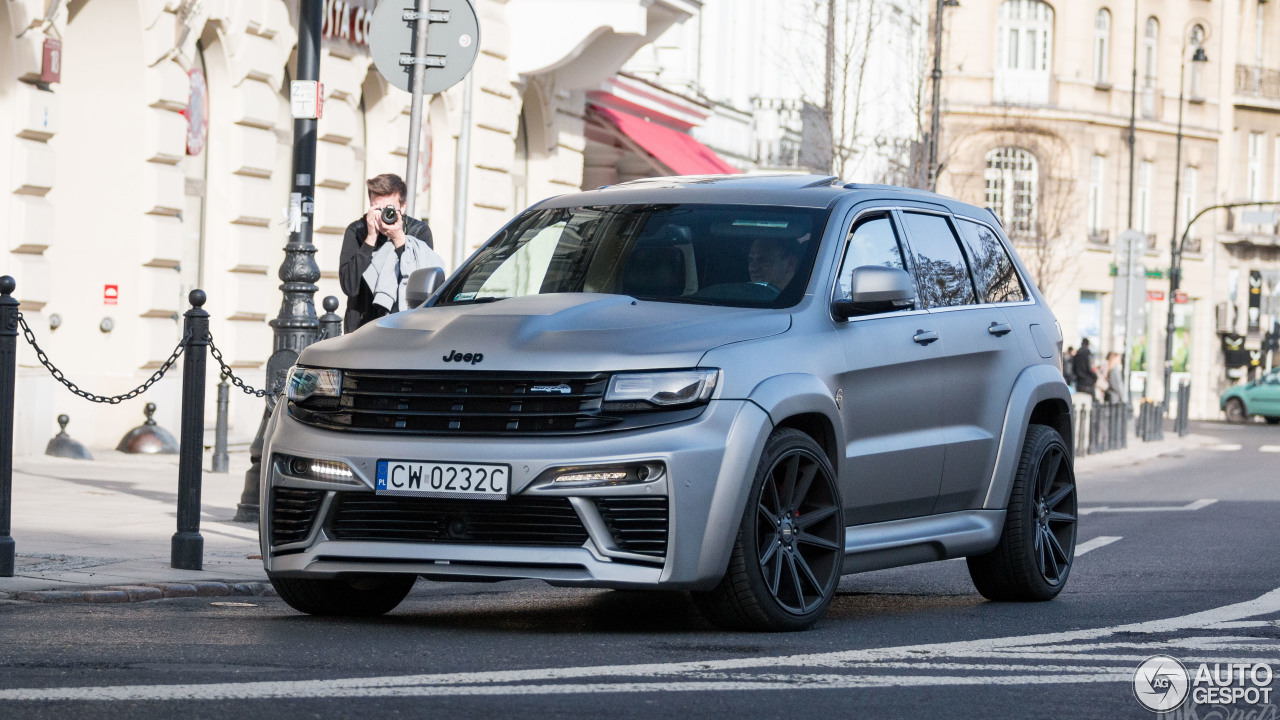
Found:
[913,329,940,345]
[988,321,1013,337]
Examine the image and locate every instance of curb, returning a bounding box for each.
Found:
[0,581,276,605]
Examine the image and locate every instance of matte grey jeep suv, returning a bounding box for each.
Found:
[262,175,1077,631]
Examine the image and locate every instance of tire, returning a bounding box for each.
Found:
[692,428,844,632]
[269,573,416,616]
[1225,398,1249,424]
[968,424,1077,602]
[1265,417,1280,426]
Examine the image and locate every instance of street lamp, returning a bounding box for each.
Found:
[926,0,960,191]
[1159,40,1208,413]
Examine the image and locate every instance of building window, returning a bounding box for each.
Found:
[985,147,1038,238]
[1142,17,1159,118]
[1189,24,1206,98]
[1088,154,1105,238]
[1248,131,1265,200]
[994,0,1054,105]
[1094,9,1111,85]
[1137,160,1153,235]
[1182,165,1198,243]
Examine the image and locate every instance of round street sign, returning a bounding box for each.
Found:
[369,0,480,95]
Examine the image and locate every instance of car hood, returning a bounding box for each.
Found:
[299,293,791,372]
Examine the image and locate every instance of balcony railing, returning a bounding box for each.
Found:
[1236,64,1280,100]
[1087,229,1110,246]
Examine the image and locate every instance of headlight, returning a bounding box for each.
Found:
[286,366,342,402]
[605,369,719,408]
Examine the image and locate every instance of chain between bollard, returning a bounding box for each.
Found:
[207,332,283,398]
[16,312,188,404]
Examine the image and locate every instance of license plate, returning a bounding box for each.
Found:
[375,460,510,500]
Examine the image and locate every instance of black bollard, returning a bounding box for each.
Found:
[0,276,17,576]
[172,290,209,571]
[211,376,230,473]
[319,296,342,340]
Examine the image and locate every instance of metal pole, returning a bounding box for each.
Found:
[0,276,17,576]
[319,296,343,340]
[451,72,474,271]
[236,0,324,523]
[1161,199,1280,412]
[927,0,945,191]
[172,290,209,570]
[1126,0,1139,229]
[1162,48,1188,414]
[211,377,230,474]
[404,0,432,217]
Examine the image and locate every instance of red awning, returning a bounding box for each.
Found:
[592,106,740,176]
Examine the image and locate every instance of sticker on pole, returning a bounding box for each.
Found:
[368,0,481,94]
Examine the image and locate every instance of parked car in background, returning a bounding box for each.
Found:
[261,175,1077,631]
[1221,368,1280,424]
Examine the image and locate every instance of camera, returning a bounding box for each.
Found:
[380,206,399,225]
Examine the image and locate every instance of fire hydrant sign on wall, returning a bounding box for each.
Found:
[103,285,118,306]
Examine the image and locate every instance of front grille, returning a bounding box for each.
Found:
[328,493,590,547]
[291,371,623,436]
[270,488,325,546]
[595,497,670,558]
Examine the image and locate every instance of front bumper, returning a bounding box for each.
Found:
[260,399,770,590]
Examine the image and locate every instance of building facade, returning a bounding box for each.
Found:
[935,0,1280,418]
[0,0,697,454]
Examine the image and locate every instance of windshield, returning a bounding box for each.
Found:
[437,204,830,309]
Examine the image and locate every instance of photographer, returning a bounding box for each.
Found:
[338,174,442,332]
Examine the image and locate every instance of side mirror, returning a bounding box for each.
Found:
[405,267,446,309]
[831,266,916,320]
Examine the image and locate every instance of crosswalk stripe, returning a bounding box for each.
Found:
[1079,499,1217,515]
[1074,536,1121,556]
[1260,445,1280,453]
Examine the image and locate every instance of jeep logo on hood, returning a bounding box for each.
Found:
[442,350,484,365]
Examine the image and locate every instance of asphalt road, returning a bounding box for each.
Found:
[2,421,1278,720]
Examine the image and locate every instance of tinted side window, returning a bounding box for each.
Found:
[836,215,909,301]
[900,212,977,308]
[956,219,1027,303]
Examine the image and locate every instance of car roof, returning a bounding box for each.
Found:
[536,174,994,221]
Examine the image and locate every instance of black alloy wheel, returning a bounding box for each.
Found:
[968,424,1077,602]
[693,428,844,631]
[1031,437,1077,587]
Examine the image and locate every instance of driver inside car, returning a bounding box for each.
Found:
[747,235,804,292]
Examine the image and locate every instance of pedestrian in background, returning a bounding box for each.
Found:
[338,174,441,332]
[1104,351,1125,403]
[1062,346,1077,391]
[1073,338,1098,399]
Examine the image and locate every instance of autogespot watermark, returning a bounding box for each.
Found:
[1134,655,1276,716]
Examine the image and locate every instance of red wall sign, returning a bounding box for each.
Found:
[104,285,118,306]
[41,38,62,84]
[1147,291,1165,302]
[321,0,373,46]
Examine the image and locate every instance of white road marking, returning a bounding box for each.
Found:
[1079,499,1217,515]
[2,585,1279,703]
[1209,444,1244,451]
[1260,445,1280,453]
[1074,536,1121,556]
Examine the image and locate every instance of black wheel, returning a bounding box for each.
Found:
[692,428,844,631]
[968,424,1076,602]
[1265,417,1280,425]
[1225,398,1249,424]
[269,573,416,616]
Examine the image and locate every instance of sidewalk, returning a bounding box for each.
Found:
[0,428,1218,604]
[0,448,269,603]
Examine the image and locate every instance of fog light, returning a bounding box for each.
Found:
[279,454,358,485]
[308,459,355,481]
[555,470,628,485]
[551,464,661,488]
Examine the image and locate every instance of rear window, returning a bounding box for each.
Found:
[955,219,1027,303]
